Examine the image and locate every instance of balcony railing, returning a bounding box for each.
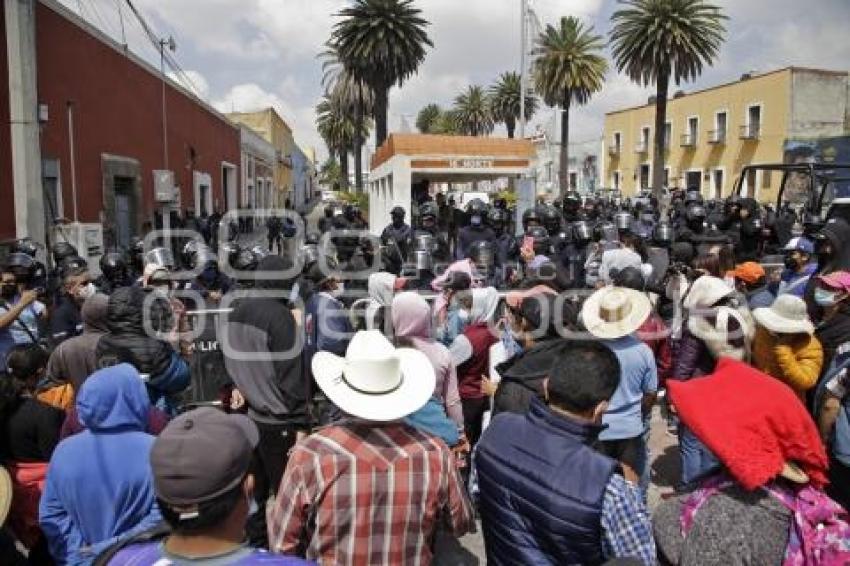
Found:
[707,129,726,144]
[634,141,648,153]
[680,133,697,147]
[608,145,621,157]
[740,123,761,140]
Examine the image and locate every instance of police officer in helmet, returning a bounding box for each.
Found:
[456,199,496,260]
[381,206,413,261]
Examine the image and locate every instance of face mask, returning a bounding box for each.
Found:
[814,288,840,307]
[75,282,96,301]
[247,494,259,516]
[1,284,16,299]
[330,282,345,299]
[153,284,170,298]
[457,308,470,322]
[471,215,482,227]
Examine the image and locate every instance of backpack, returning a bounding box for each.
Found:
[682,475,850,566]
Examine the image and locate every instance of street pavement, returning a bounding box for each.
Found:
[436,404,678,564]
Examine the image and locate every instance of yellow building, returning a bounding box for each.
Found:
[227,108,296,207]
[603,67,850,202]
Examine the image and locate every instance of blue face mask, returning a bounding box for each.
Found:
[471,215,482,227]
[814,288,840,307]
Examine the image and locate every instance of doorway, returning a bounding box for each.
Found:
[686,170,702,192]
[114,176,136,248]
[713,169,724,200]
[639,164,650,190]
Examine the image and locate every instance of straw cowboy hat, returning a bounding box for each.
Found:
[311,330,435,421]
[582,286,651,340]
[0,465,11,527]
[753,295,815,335]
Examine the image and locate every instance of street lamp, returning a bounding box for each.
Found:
[159,35,176,170]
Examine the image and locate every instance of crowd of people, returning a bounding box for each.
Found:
[0,185,849,565]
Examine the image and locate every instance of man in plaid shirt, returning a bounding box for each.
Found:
[268,330,474,565]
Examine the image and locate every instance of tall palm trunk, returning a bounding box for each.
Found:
[339,148,350,192]
[652,69,670,199]
[374,86,389,148]
[506,117,516,139]
[559,95,571,199]
[354,98,364,192]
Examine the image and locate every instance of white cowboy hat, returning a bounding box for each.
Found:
[683,276,734,310]
[753,294,814,335]
[311,330,435,422]
[582,286,651,340]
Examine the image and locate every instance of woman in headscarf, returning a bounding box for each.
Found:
[392,291,464,434]
[655,359,849,565]
[449,287,499,448]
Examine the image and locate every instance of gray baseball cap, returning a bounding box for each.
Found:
[151,407,259,509]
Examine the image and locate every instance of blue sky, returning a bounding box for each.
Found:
[63,0,850,161]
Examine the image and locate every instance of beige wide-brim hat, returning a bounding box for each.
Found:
[0,466,12,527]
[582,287,652,340]
[753,294,815,335]
[312,330,436,422]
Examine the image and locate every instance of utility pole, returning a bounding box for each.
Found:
[158,36,175,169]
[519,0,527,140]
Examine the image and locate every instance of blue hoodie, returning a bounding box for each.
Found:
[39,364,161,565]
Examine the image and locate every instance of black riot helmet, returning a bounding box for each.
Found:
[390,206,406,221]
[99,251,128,281]
[541,205,562,234]
[593,221,617,243]
[562,191,582,214]
[233,248,259,272]
[324,205,334,218]
[419,201,439,231]
[652,222,674,247]
[59,255,88,278]
[128,238,145,271]
[686,204,707,224]
[5,252,36,280]
[522,207,542,231]
[12,238,39,258]
[488,208,508,231]
[526,225,551,255]
[52,241,78,265]
[572,220,592,244]
[466,199,487,227]
[181,240,206,269]
[468,240,495,269]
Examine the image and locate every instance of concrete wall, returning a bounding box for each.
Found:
[789,69,849,139]
[0,6,14,240]
[32,1,240,245]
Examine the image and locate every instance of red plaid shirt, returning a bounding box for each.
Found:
[268,421,474,565]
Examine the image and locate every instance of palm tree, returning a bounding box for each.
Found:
[321,45,375,192]
[453,85,494,136]
[533,16,608,197]
[316,95,368,192]
[416,103,442,134]
[330,0,433,148]
[610,0,727,198]
[489,71,538,139]
[431,109,461,135]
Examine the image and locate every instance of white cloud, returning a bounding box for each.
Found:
[166,69,210,100]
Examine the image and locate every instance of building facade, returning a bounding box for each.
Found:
[227,108,295,207]
[1,0,241,252]
[603,67,850,202]
[291,142,316,210]
[530,128,601,196]
[237,124,275,218]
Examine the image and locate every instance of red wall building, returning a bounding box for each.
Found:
[1,0,240,246]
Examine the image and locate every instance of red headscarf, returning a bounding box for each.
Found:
[668,358,828,490]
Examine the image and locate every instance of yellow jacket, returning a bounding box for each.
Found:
[752,325,823,398]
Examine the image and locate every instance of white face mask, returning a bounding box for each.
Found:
[457,308,470,322]
[75,282,96,301]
